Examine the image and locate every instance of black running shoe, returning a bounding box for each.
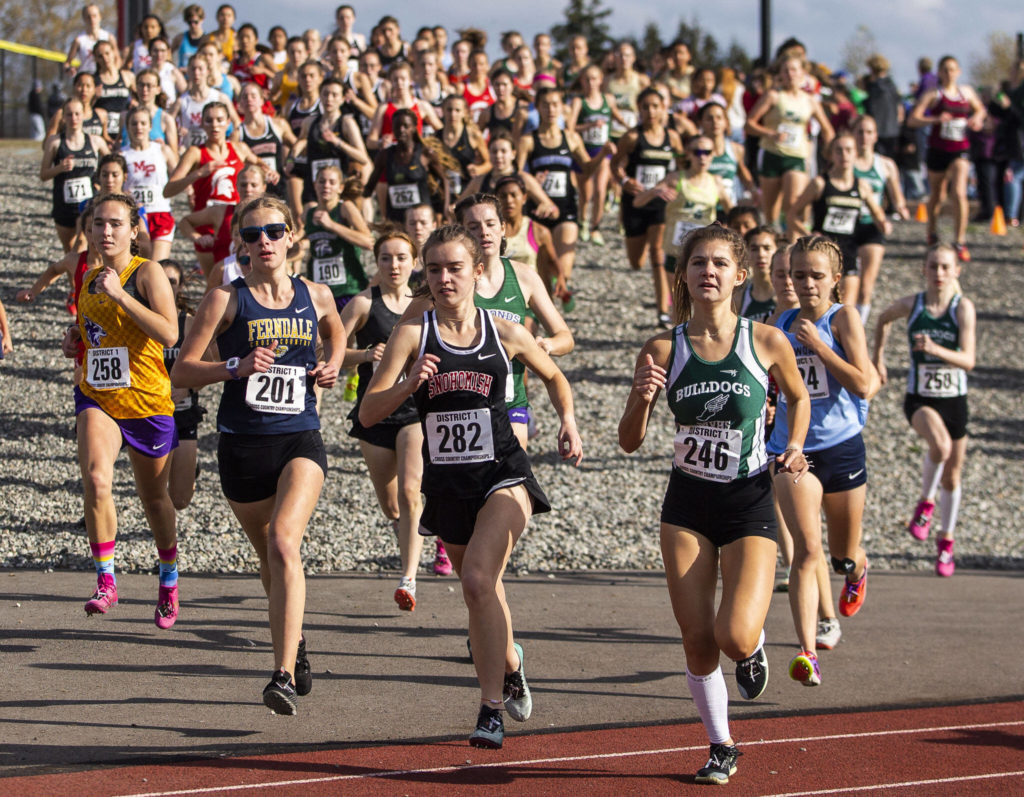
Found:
[262,669,298,715]
[695,743,741,785]
[735,643,769,700]
[468,705,504,749]
[294,637,312,696]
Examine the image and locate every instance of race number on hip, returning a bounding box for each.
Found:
[917,363,964,398]
[426,408,494,464]
[245,364,306,414]
[672,219,702,247]
[582,122,608,146]
[636,164,665,190]
[86,346,131,390]
[311,157,341,183]
[131,186,156,207]
[940,118,967,142]
[63,176,93,204]
[822,206,858,236]
[542,171,567,198]
[776,122,803,148]
[388,183,421,208]
[313,256,346,286]
[673,424,741,482]
[796,353,829,399]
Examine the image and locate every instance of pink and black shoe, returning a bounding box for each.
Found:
[154,584,179,629]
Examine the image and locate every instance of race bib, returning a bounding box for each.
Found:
[260,155,278,175]
[672,219,702,247]
[131,186,156,207]
[636,164,665,190]
[777,122,803,148]
[106,115,121,136]
[388,183,421,208]
[174,395,194,412]
[63,176,93,204]
[448,169,463,196]
[426,408,494,464]
[86,347,131,390]
[311,157,341,183]
[244,364,306,414]
[822,206,858,236]
[917,363,964,398]
[582,121,608,146]
[940,118,967,142]
[542,171,567,198]
[673,424,741,482]
[313,256,346,286]
[796,354,829,399]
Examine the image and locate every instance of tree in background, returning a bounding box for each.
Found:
[840,24,877,76]
[970,32,1019,90]
[634,16,751,74]
[549,0,612,62]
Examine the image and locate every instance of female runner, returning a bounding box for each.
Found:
[41,98,109,252]
[238,81,297,199]
[769,235,879,688]
[745,55,834,228]
[618,224,809,784]
[340,230,428,608]
[126,67,179,152]
[45,70,108,142]
[700,102,757,211]
[92,40,135,142]
[123,107,178,262]
[172,195,344,714]
[611,87,683,327]
[367,61,443,151]
[909,56,985,261]
[461,131,555,218]
[495,175,563,298]
[61,193,180,627]
[172,55,237,151]
[735,226,778,324]
[439,94,489,203]
[873,244,975,576]
[477,69,526,142]
[360,224,582,749]
[850,115,910,323]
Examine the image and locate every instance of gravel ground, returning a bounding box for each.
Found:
[1,145,1022,577]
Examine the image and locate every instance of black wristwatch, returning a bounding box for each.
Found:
[226,357,241,380]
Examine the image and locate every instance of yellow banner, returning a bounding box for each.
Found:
[0,40,72,64]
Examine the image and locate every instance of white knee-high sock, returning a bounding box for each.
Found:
[921,453,944,501]
[857,304,871,325]
[687,666,730,745]
[939,486,961,536]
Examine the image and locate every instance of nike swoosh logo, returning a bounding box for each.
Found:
[152,442,168,450]
[295,306,309,313]
[478,353,496,360]
[503,296,517,303]
[848,469,865,480]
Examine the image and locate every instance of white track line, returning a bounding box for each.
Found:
[111,718,1024,797]
[761,770,1024,796]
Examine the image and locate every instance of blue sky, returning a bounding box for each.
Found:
[220,0,1019,89]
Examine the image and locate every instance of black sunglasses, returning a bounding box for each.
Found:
[240,223,288,243]
[690,148,713,157]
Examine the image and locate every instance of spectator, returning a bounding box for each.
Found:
[863,54,902,158]
[28,80,46,141]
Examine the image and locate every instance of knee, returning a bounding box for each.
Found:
[940,469,961,491]
[681,630,718,669]
[169,491,193,512]
[398,486,422,514]
[382,500,400,522]
[83,466,113,502]
[715,627,758,662]
[267,532,302,568]
[931,438,953,463]
[460,567,497,608]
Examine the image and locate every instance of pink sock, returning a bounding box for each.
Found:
[90,541,116,578]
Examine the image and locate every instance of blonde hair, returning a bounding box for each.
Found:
[237,194,294,229]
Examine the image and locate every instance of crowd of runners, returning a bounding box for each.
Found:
[3,0,1007,784]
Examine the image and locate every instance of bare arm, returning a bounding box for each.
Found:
[618,334,672,452]
[358,320,424,426]
[795,305,878,399]
[516,264,573,355]
[96,260,178,346]
[872,294,914,385]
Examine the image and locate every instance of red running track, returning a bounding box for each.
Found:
[6,700,1024,796]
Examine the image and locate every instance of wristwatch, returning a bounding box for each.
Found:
[226,357,241,380]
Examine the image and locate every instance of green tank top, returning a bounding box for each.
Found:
[578,95,612,148]
[665,317,770,482]
[739,283,776,324]
[304,205,367,298]
[709,140,738,202]
[853,154,886,225]
[906,292,967,398]
[473,257,529,409]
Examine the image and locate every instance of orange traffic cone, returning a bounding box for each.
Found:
[991,206,1007,235]
[915,202,928,223]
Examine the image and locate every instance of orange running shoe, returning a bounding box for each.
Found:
[838,566,868,617]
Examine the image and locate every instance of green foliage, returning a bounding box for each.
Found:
[970,32,1019,90]
[839,25,877,76]
[549,0,613,62]
[608,15,752,72]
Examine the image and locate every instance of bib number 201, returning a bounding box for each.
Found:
[245,364,305,414]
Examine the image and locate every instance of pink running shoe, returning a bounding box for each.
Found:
[936,538,955,577]
[908,500,935,540]
[155,584,179,629]
[433,540,453,576]
[84,575,118,615]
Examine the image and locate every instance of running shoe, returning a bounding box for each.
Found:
[954,243,971,263]
[579,221,591,243]
[788,650,821,686]
[591,230,605,247]
[694,743,742,785]
[503,642,532,721]
[433,541,453,576]
[469,704,504,749]
[908,499,935,540]
[84,574,118,615]
[394,576,416,611]
[936,538,955,577]
[815,618,842,650]
[262,669,298,715]
[838,566,868,617]
[734,641,769,700]
[294,636,312,696]
[154,584,179,629]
